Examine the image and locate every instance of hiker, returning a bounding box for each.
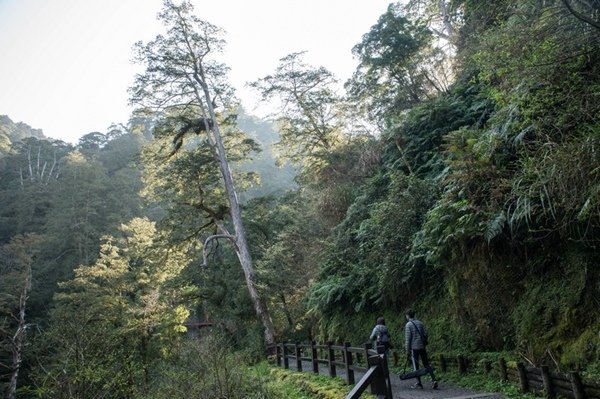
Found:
[369,316,391,352]
[404,309,438,389]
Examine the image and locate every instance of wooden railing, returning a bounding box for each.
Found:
[273,341,393,398]
[272,343,600,399]
[431,354,600,399]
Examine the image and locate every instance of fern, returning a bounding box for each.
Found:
[485,211,506,243]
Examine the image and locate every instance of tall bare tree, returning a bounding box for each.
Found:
[0,235,41,399]
[129,0,275,346]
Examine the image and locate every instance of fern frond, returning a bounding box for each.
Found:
[485,211,506,243]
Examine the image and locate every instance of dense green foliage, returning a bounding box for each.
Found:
[2,0,600,397]
[305,0,600,372]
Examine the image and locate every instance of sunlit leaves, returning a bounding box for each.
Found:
[140,110,260,241]
[130,1,233,113]
[347,3,447,121]
[34,218,191,398]
[250,52,346,179]
[472,1,600,141]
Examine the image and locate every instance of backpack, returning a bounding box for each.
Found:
[377,327,391,348]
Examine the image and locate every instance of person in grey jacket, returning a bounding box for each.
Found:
[404,309,437,389]
[369,316,391,351]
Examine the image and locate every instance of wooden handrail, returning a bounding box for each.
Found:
[346,365,379,399]
[432,353,600,399]
[183,321,213,328]
[273,343,600,399]
[274,341,392,398]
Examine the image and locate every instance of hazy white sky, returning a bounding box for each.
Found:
[0,0,392,143]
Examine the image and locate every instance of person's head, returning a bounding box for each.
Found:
[405,309,416,319]
[376,316,385,325]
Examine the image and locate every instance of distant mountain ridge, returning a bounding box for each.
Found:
[0,115,46,143]
[0,112,296,196]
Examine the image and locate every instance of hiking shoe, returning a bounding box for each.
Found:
[411,383,423,389]
[431,381,439,389]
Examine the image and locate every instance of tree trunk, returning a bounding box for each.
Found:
[279,293,295,328]
[7,267,30,399]
[198,74,276,347]
[438,0,454,37]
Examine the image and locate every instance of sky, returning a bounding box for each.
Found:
[0,0,393,144]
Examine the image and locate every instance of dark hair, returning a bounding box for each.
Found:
[405,309,416,318]
[376,316,385,325]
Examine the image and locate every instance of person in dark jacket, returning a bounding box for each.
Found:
[369,316,391,352]
[404,309,437,389]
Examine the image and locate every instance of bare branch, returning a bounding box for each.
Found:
[201,233,236,267]
[27,147,33,180]
[46,151,57,184]
[563,0,600,29]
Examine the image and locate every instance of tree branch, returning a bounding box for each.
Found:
[201,234,236,268]
[563,0,600,29]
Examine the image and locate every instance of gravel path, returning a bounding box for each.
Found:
[388,373,502,399]
[284,359,503,399]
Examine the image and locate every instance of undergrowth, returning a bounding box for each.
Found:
[249,362,375,399]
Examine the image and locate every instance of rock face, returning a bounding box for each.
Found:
[0,115,46,143]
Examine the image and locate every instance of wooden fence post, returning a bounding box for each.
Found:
[498,358,508,381]
[295,342,302,371]
[344,342,355,385]
[367,353,387,396]
[271,342,599,399]
[439,354,447,372]
[283,342,289,369]
[458,355,467,373]
[483,360,491,374]
[377,345,393,399]
[364,343,372,369]
[311,341,319,374]
[327,341,337,378]
[517,362,529,393]
[540,365,555,398]
[570,371,585,399]
[276,344,281,367]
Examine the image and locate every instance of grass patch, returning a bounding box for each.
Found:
[249,362,375,399]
